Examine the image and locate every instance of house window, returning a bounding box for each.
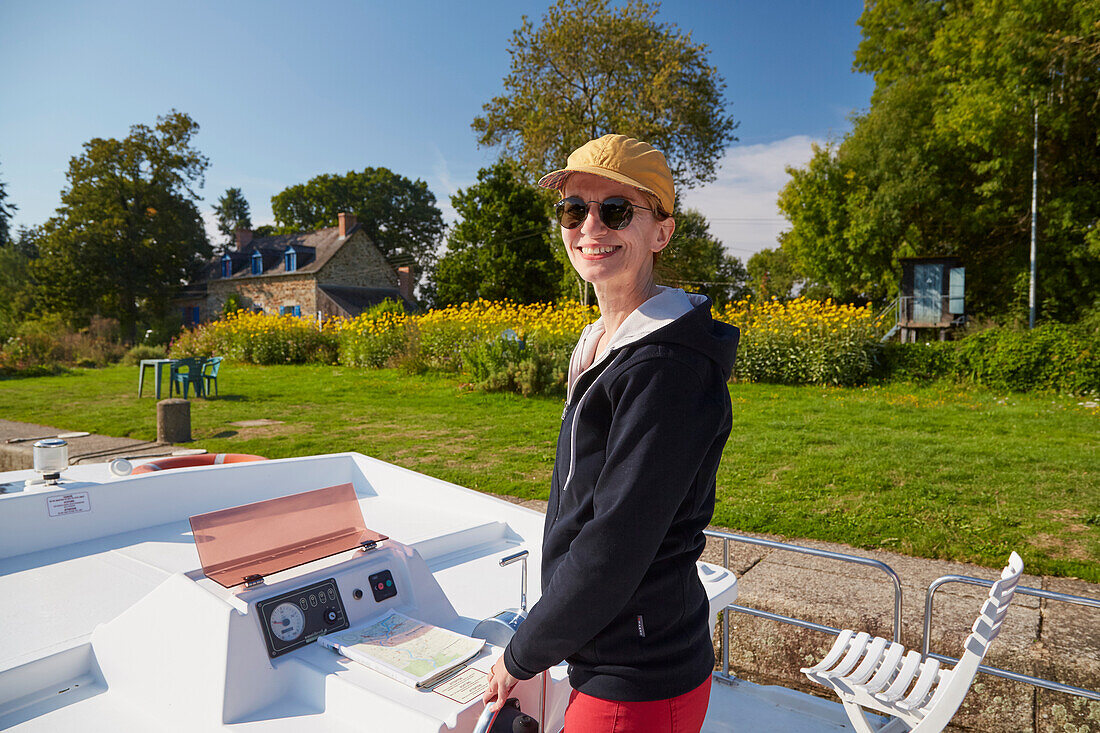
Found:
[251,251,263,275]
[221,255,232,278]
[182,306,200,326]
[285,248,297,272]
[280,305,301,317]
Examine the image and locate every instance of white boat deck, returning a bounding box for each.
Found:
[0,453,864,732]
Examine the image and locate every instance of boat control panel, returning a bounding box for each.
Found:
[256,577,349,658]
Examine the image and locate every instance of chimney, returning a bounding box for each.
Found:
[235,228,253,251]
[397,266,414,303]
[338,212,357,238]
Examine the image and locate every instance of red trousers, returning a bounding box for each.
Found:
[563,676,711,733]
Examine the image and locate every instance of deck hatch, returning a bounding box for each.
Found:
[189,482,387,587]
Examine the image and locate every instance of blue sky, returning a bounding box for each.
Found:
[0,0,874,260]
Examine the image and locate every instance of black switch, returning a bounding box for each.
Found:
[325,609,339,625]
[367,569,397,602]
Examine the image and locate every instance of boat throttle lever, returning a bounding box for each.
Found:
[472,550,529,646]
[472,698,538,733]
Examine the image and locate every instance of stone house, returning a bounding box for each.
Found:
[177,213,415,325]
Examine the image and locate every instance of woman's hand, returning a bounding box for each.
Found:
[482,655,519,711]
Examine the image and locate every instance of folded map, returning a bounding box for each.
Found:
[318,610,484,688]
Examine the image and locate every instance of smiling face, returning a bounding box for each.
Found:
[560,173,675,298]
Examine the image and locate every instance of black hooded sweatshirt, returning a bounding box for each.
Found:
[503,290,740,702]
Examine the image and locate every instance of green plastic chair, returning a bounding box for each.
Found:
[202,357,223,397]
[170,358,206,398]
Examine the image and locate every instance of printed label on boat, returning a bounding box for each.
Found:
[47,491,91,517]
[431,666,486,704]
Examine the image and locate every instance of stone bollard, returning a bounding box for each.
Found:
[157,399,191,443]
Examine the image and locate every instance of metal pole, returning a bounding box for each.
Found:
[1029,105,1038,329]
[722,537,730,678]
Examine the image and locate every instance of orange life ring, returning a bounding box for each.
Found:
[132,453,267,474]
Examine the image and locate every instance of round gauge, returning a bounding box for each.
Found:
[269,602,306,643]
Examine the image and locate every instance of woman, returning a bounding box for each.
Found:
[483,134,739,732]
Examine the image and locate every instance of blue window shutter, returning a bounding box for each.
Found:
[222,257,232,278]
[182,307,190,325]
[192,306,200,324]
[293,305,301,317]
[252,252,262,275]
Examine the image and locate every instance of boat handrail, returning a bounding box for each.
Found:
[922,574,1100,702]
[703,530,903,680]
[703,532,1100,703]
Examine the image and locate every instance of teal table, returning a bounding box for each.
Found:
[137,359,177,399]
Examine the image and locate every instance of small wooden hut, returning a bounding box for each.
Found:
[898,257,965,342]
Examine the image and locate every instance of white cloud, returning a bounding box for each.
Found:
[680,135,820,262]
[429,144,478,227]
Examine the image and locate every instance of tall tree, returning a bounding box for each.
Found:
[0,227,39,337]
[212,187,252,252]
[656,208,748,306]
[431,161,559,306]
[472,0,737,190]
[271,168,443,272]
[746,247,800,301]
[33,111,210,341]
[780,0,1100,321]
[0,160,16,246]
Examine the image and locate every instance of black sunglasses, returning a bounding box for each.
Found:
[554,196,656,230]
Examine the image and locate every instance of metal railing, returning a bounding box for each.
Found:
[897,295,965,326]
[704,531,1100,702]
[703,530,903,680]
[922,574,1100,702]
[873,296,899,329]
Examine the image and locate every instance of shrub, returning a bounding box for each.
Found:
[462,331,569,397]
[877,324,1100,394]
[332,299,597,374]
[954,323,1100,394]
[877,341,958,382]
[0,315,125,372]
[170,310,338,365]
[124,344,168,365]
[719,297,880,386]
[222,293,243,317]
[334,310,410,368]
[416,319,485,371]
[361,298,407,318]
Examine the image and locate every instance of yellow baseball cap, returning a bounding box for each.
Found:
[538,134,675,214]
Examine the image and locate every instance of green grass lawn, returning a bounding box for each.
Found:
[2,363,1097,580]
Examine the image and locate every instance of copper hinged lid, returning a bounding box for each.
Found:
[188,482,387,588]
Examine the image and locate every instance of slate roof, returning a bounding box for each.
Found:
[318,285,414,313]
[213,224,365,279]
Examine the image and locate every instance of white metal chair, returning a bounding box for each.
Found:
[801,551,1024,733]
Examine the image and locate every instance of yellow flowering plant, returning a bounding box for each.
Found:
[170,301,598,377]
[718,296,880,386]
[170,297,884,389]
[170,310,338,365]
